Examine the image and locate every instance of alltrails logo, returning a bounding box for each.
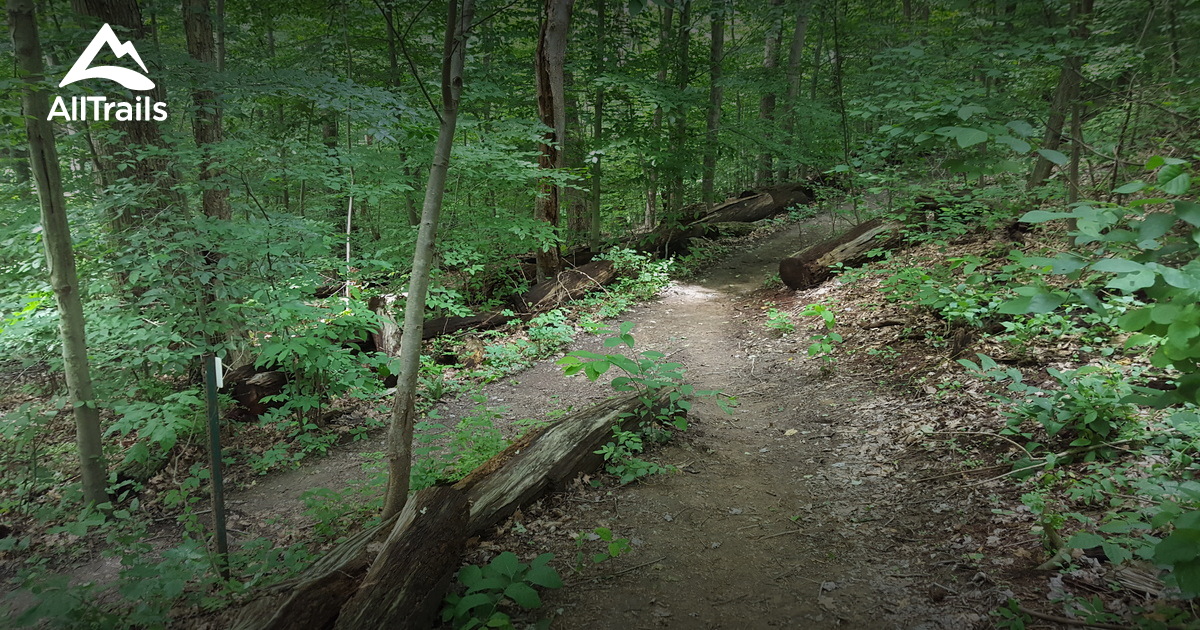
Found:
[49,23,168,122]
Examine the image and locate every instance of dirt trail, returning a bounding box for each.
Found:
[224,221,1003,628]
[471,223,1003,629]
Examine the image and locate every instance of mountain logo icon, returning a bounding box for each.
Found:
[60,23,155,91]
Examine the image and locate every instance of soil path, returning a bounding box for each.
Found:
[228,221,999,628]
[475,223,1001,629]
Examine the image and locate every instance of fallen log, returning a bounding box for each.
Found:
[332,486,469,630]
[228,514,400,630]
[696,182,812,224]
[420,260,616,340]
[457,390,666,533]
[421,311,523,340]
[779,217,903,290]
[229,391,668,629]
[221,365,288,417]
[517,259,616,312]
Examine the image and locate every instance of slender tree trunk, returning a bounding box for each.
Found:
[71,0,179,233]
[9,0,108,508]
[645,3,673,229]
[778,1,811,182]
[588,0,605,250]
[533,0,575,281]
[382,0,475,520]
[756,0,784,186]
[184,0,231,221]
[1027,0,1091,190]
[809,20,823,101]
[701,0,725,207]
[667,0,691,217]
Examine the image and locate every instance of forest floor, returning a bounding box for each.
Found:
[450,220,1018,629]
[4,215,1115,629]
[224,217,1031,628]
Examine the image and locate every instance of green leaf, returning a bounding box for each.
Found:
[525,565,563,589]
[995,135,1031,154]
[1037,149,1069,165]
[490,552,521,577]
[1162,172,1192,196]
[1173,560,1200,597]
[504,582,542,609]
[954,127,989,148]
[1170,411,1200,437]
[455,592,495,615]
[1006,120,1035,137]
[1089,258,1145,273]
[1114,181,1146,194]
[1067,532,1104,549]
[1156,528,1200,564]
[583,361,610,381]
[1019,210,1072,223]
[1176,201,1200,227]
[1107,270,1157,292]
[956,105,988,121]
[1117,307,1153,331]
[1139,213,1177,241]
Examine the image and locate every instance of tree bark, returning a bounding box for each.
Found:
[382,0,475,521]
[8,0,109,507]
[756,0,784,186]
[701,0,725,207]
[779,218,903,290]
[778,1,812,181]
[533,0,576,281]
[71,0,181,241]
[183,0,231,221]
[1027,0,1091,191]
[588,0,605,251]
[333,487,469,629]
[644,4,673,228]
[665,0,692,219]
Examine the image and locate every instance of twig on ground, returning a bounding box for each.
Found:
[1017,606,1179,630]
[566,555,667,586]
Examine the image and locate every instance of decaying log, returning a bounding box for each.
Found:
[421,311,523,340]
[697,183,812,224]
[421,260,616,339]
[779,218,903,290]
[230,391,670,629]
[457,390,666,533]
[221,365,288,416]
[333,486,469,630]
[228,515,399,630]
[517,259,616,312]
[368,294,402,357]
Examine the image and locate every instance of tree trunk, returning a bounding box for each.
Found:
[666,0,691,218]
[533,0,576,281]
[1027,0,1091,191]
[382,0,475,521]
[183,0,231,221]
[8,0,109,507]
[644,3,672,229]
[778,1,812,182]
[756,0,784,186]
[701,0,725,208]
[588,0,605,251]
